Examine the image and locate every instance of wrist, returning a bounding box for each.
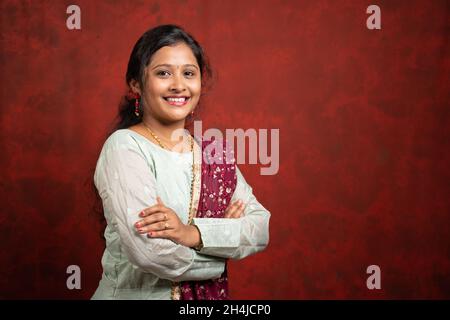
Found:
[189,224,203,250]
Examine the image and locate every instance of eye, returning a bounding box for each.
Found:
[184,70,196,77]
[156,70,170,77]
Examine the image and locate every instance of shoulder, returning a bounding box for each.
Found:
[96,129,150,166]
[103,129,140,151]
[95,129,154,174]
[94,129,155,191]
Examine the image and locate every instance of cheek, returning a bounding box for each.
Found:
[145,84,164,100]
[190,81,202,97]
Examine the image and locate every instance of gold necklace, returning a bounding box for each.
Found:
[142,122,196,223]
[141,123,197,300]
[142,123,170,149]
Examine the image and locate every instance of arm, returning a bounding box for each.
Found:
[95,143,225,282]
[192,166,271,260]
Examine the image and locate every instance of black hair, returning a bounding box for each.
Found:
[109,24,212,135]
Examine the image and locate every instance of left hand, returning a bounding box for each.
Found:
[224,199,246,218]
[134,196,201,248]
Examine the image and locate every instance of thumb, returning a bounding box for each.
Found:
[156,196,164,205]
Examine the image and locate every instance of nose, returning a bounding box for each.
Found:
[169,73,186,93]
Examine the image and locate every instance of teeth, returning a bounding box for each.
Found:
[166,97,186,102]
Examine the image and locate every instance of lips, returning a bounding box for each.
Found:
[163,96,190,106]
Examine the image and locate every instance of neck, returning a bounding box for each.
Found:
[141,116,188,143]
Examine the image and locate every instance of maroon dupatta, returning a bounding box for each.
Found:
[177,137,237,300]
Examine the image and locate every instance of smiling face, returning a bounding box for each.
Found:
[134,42,201,125]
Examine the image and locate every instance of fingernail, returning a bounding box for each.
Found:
[147,232,152,237]
[139,211,145,217]
[135,222,141,228]
[138,228,144,233]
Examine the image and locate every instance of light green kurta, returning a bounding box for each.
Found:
[91,129,270,299]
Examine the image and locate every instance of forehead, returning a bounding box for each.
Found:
[149,42,198,67]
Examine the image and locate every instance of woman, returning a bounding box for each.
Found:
[92,24,270,300]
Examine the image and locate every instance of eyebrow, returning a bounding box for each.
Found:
[151,63,199,70]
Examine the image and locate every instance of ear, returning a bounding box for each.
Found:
[129,79,141,95]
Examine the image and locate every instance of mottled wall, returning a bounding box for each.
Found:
[0,0,448,299]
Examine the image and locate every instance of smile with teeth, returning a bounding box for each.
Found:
[164,96,190,106]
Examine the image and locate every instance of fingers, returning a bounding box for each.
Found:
[224,200,241,218]
[233,201,246,218]
[136,218,172,234]
[135,210,170,234]
[134,197,176,239]
[224,199,246,219]
[147,229,170,239]
[139,203,165,217]
[137,196,165,218]
[135,212,166,227]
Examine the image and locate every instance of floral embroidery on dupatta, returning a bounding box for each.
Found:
[172,136,236,300]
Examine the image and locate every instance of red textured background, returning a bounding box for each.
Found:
[0,0,449,299]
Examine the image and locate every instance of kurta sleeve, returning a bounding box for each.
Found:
[192,166,271,260]
[94,137,225,282]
